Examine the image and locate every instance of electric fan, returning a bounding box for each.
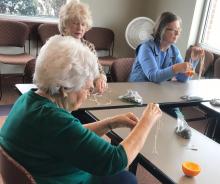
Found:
[125,17,155,50]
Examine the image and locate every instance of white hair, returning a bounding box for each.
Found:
[33,35,99,95]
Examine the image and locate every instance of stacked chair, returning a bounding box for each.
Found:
[24,23,60,83]
[84,27,115,80]
[0,20,35,99]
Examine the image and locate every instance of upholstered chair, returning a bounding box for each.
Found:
[110,58,134,82]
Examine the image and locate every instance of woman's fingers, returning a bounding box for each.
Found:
[116,113,139,128]
[110,104,162,129]
[143,103,162,123]
[126,112,139,122]
[192,46,205,59]
[95,78,107,94]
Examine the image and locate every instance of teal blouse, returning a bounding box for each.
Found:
[0,90,127,184]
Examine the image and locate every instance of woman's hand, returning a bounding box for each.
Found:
[191,46,205,61]
[172,62,191,74]
[85,112,138,136]
[94,75,107,94]
[120,103,162,165]
[106,112,139,130]
[141,103,162,127]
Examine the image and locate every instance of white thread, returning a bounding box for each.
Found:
[88,89,112,105]
[198,54,205,80]
[152,119,161,155]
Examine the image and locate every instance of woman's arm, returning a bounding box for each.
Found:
[84,103,162,166]
[138,43,174,83]
[47,104,161,174]
[81,38,107,93]
[94,70,107,94]
[172,46,191,82]
[120,103,162,165]
[84,112,138,136]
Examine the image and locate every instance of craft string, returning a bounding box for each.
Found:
[152,118,161,155]
[198,53,205,80]
[88,88,112,105]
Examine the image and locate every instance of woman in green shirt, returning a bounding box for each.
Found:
[0,35,162,184]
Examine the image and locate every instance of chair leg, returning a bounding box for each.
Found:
[22,74,25,83]
[129,158,138,175]
[105,65,113,82]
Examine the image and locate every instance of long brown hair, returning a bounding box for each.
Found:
[152,12,182,43]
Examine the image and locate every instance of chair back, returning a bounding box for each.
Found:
[38,23,60,44]
[0,147,36,184]
[214,57,220,78]
[185,46,214,77]
[84,27,114,56]
[0,20,29,47]
[110,58,134,82]
[24,58,36,83]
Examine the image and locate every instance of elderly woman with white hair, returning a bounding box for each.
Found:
[59,0,107,94]
[0,35,162,184]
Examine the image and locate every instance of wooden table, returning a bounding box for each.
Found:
[88,107,220,184]
[200,102,220,114]
[16,79,220,110]
[15,84,37,94]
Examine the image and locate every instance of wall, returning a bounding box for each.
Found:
[0,0,204,59]
[85,0,204,57]
[143,0,200,56]
[83,0,147,57]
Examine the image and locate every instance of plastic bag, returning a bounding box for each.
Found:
[118,90,143,105]
[175,115,192,139]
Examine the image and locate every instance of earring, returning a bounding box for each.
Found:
[59,87,68,98]
[63,91,68,98]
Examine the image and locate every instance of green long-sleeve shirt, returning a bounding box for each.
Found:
[0,90,127,184]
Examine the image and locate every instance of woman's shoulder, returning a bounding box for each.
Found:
[81,38,96,53]
[81,38,93,46]
[170,44,181,55]
[141,39,155,47]
[136,39,156,53]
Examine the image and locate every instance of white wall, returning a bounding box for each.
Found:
[84,0,204,57]
[143,0,199,56]
[0,0,204,59]
[83,0,147,57]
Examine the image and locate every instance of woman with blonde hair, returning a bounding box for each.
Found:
[0,35,162,184]
[59,0,107,94]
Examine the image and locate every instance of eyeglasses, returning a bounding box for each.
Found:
[166,28,182,35]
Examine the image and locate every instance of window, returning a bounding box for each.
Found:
[199,0,220,53]
[0,0,67,18]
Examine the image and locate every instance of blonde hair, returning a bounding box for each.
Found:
[58,0,92,35]
[33,35,99,95]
